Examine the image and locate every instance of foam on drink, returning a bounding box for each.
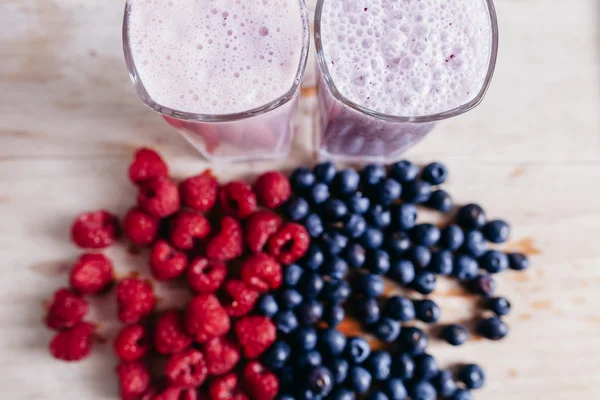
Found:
[126,0,306,115]
[320,0,493,117]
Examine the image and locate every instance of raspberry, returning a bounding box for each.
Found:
[71,210,119,249]
[267,223,310,264]
[154,311,193,355]
[254,171,291,209]
[219,181,257,219]
[154,386,198,400]
[123,208,159,247]
[150,240,189,281]
[138,177,181,218]
[234,316,276,359]
[222,280,259,318]
[205,217,243,261]
[46,288,88,330]
[169,210,211,250]
[240,253,282,293]
[165,349,208,388]
[209,374,249,400]
[70,253,114,295]
[129,147,169,185]
[180,170,219,212]
[116,362,151,400]
[244,211,283,253]
[203,336,241,376]
[185,294,230,343]
[114,324,150,362]
[243,361,279,400]
[187,257,227,294]
[116,278,156,324]
[49,322,94,361]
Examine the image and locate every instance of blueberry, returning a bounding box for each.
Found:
[343,214,367,238]
[414,299,441,323]
[508,252,530,271]
[263,341,291,369]
[407,246,432,269]
[413,353,439,380]
[323,305,345,327]
[372,318,401,343]
[462,230,487,257]
[284,263,304,287]
[302,245,325,271]
[344,243,366,269]
[329,388,355,400]
[307,366,335,397]
[456,204,486,230]
[480,250,509,274]
[278,394,296,400]
[355,297,381,324]
[399,327,428,355]
[279,289,303,309]
[390,160,419,183]
[367,249,391,275]
[432,370,458,398]
[360,226,384,249]
[308,183,330,205]
[383,296,415,322]
[441,324,469,346]
[383,378,408,400]
[366,205,392,229]
[319,328,347,356]
[453,254,479,281]
[320,230,349,255]
[458,364,485,390]
[421,162,448,185]
[374,179,402,206]
[275,310,299,334]
[256,294,279,317]
[385,232,411,257]
[391,203,417,230]
[328,357,350,384]
[411,223,441,247]
[345,337,371,363]
[367,391,389,400]
[478,316,509,340]
[488,296,511,316]
[426,189,453,212]
[468,273,496,297]
[451,389,473,400]
[298,299,324,325]
[361,164,387,187]
[412,270,436,295]
[298,389,320,400]
[440,224,465,250]
[322,257,349,279]
[298,272,324,298]
[391,353,415,380]
[482,219,510,243]
[429,250,454,275]
[347,366,372,394]
[409,380,436,400]
[286,196,310,221]
[354,274,385,297]
[297,350,323,369]
[365,350,392,381]
[322,279,351,305]
[304,213,325,238]
[388,260,416,286]
[403,180,432,204]
[334,168,360,196]
[290,167,316,192]
[347,192,371,214]
[324,198,349,221]
[314,161,337,184]
[294,327,318,350]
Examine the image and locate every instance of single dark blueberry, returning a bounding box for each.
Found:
[328,357,350,384]
[344,243,367,269]
[456,204,486,230]
[480,250,509,274]
[414,299,441,323]
[329,388,356,400]
[440,224,465,251]
[360,226,384,249]
[321,279,351,305]
[402,180,432,204]
[297,349,323,369]
[429,250,454,275]
[390,160,419,183]
[432,370,458,398]
[374,178,402,206]
[355,297,381,325]
[286,196,310,221]
[314,161,337,184]
[279,289,303,309]
[468,273,496,297]
[411,223,441,247]
[367,249,391,275]
[320,230,349,255]
[298,299,324,325]
[322,257,349,280]
[453,254,479,281]
[307,366,335,397]
[298,388,320,400]
[302,244,325,271]
[345,337,371,364]
[256,294,279,317]
[508,252,530,271]
[308,183,330,205]
[421,162,448,185]
[294,327,318,350]
[383,378,408,400]
[334,168,360,196]
[372,317,401,343]
[275,310,299,334]
[284,263,304,287]
[343,214,367,239]
[319,328,347,356]
[457,364,485,390]
[385,232,412,257]
[398,327,429,355]
[488,296,512,316]
[367,391,389,400]
[366,205,392,229]
[409,380,437,400]
[304,213,325,238]
[462,230,487,258]
[413,353,439,381]
[290,167,316,192]
[391,353,415,380]
[482,219,510,243]
[388,259,416,286]
[391,203,418,231]
[263,341,291,369]
[412,270,436,295]
[407,246,432,269]
[298,272,325,298]
[441,324,469,346]
[383,296,415,322]
[324,198,349,221]
[347,366,372,394]
[361,164,387,187]
[323,305,345,327]
[365,350,392,381]
[478,317,509,340]
[426,189,454,213]
[451,389,473,400]
[347,192,371,214]
[354,274,385,298]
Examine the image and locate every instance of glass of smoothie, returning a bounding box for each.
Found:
[123,0,310,162]
[314,0,499,163]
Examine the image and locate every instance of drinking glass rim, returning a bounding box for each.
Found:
[122,0,311,123]
[314,0,499,124]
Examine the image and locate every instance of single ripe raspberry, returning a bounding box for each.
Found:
[240,253,282,293]
[169,210,211,250]
[203,336,240,376]
[244,211,283,253]
[165,349,208,388]
[154,311,193,355]
[129,147,169,185]
[154,386,198,400]
[150,240,189,281]
[116,278,156,324]
[70,253,114,295]
[209,374,249,400]
[123,207,159,247]
[205,217,243,261]
[180,170,219,212]
[254,171,292,209]
[71,210,119,249]
[187,257,227,294]
[243,361,279,400]
[116,362,151,400]
[222,280,259,318]
[185,294,230,343]
[234,316,276,359]
[46,288,88,330]
[49,322,94,361]
[219,181,257,219]
[138,177,181,218]
[268,223,310,264]
[113,324,150,362]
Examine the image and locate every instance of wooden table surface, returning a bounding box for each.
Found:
[1,0,599,399]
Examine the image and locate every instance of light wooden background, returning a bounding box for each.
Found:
[0,0,599,399]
